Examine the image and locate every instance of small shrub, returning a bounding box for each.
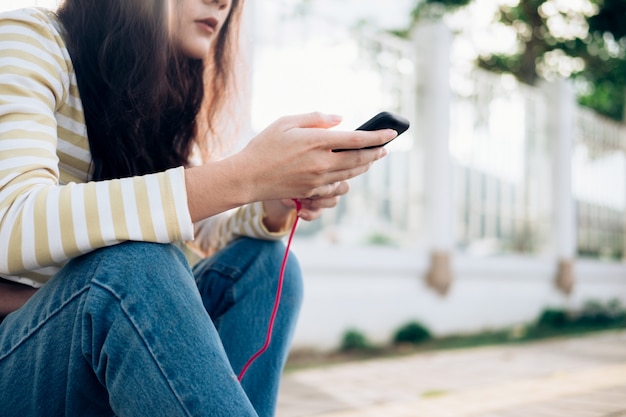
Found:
[536,309,568,329]
[393,321,432,345]
[535,300,626,332]
[366,232,396,246]
[339,328,373,352]
[606,299,626,321]
[577,299,626,326]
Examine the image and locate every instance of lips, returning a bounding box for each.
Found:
[195,17,218,32]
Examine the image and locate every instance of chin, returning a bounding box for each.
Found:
[184,46,212,60]
[176,37,213,60]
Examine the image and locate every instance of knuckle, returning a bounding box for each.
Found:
[353,153,367,165]
[312,160,331,176]
[275,115,289,125]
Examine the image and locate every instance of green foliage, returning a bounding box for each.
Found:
[534,299,626,332]
[536,308,569,329]
[428,0,471,6]
[285,300,626,370]
[578,82,624,121]
[391,0,472,37]
[410,0,472,23]
[578,299,626,326]
[479,0,626,121]
[365,232,396,246]
[339,328,373,352]
[402,0,626,121]
[421,0,472,11]
[577,54,626,120]
[588,0,626,40]
[392,321,432,345]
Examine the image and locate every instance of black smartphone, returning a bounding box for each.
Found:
[334,111,410,152]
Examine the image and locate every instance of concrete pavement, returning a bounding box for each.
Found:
[277,330,626,417]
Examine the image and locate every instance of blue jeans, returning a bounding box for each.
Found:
[0,238,303,417]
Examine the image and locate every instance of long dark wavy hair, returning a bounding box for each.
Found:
[56,0,243,180]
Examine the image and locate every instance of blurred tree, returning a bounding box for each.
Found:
[391,0,472,37]
[578,0,626,120]
[409,0,473,19]
[394,0,626,120]
[476,0,626,121]
[292,0,625,120]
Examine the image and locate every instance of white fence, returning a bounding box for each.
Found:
[244,4,626,350]
[247,5,626,349]
[575,108,626,260]
[301,20,626,266]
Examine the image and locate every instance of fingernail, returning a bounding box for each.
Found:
[386,129,398,140]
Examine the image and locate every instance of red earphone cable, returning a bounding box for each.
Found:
[237,199,302,382]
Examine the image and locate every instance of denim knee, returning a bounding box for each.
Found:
[193,237,304,320]
[80,241,202,342]
[218,237,302,301]
[254,239,303,302]
[83,241,193,293]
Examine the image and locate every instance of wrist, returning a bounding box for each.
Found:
[262,200,297,233]
[184,158,254,222]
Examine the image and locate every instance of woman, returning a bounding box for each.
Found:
[0,0,394,416]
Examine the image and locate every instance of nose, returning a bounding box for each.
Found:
[205,0,230,11]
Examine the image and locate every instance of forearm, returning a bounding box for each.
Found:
[185,157,254,223]
[185,112,392,224]
[0,168,194,276]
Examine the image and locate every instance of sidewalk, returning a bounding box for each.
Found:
[277,330,626,417]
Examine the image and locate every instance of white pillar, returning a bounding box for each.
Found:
[413,20,453,295]
[544,79,576,294]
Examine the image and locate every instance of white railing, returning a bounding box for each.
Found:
[247,2,626,346]
[574,108,626,260]
[297,19,626,266]
[449,68,553,256]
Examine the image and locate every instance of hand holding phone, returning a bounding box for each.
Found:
[334,111,410,152]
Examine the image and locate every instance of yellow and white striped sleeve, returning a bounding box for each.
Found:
[0,9,194,279]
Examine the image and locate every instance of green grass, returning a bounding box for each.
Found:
[285,299,626,371]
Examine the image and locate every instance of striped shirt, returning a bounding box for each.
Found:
[0,8,289,288]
